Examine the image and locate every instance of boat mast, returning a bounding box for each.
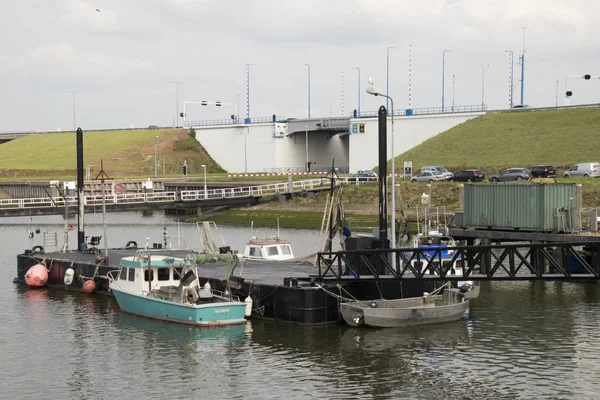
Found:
[93,160,111,262]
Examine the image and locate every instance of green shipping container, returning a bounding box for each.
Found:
[463,184,579,232]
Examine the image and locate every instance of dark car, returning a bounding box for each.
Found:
[148,125,160,130]
[488,168,531,182]
[450,169,485,182]
[348,169,377,182]
[530,165,556,178]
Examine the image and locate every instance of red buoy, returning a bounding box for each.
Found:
[24,264,48,288]
[82,280,96,294]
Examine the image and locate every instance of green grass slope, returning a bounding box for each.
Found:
[0,128,225,179]
[393,107,600,174]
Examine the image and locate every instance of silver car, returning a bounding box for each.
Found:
[563,162,600,178]
[410,171,446,183]
[421,166,454,180]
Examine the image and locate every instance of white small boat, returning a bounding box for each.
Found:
[241,219,295,261]
[340,288,469,328]
[108,251,248,327]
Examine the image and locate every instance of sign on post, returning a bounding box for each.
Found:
[403,161,413,178]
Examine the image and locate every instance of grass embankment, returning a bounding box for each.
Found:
[390,107,600,175]
[0,128,224,179]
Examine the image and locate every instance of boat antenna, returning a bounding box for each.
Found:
[416,204,420,235]
[436,207,439,231]
[277,217,280,239]
[92,159,111,262]
[251,220,254,239]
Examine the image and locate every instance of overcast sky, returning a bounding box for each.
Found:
[1,0,599,132]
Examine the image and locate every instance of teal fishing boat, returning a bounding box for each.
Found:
[108,251,247,327]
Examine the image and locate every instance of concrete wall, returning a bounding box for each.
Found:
[347,112,484,173]
[194,123,349,173]
[194,112,483,173]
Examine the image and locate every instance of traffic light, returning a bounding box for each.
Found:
[182,165,187,176]
[566,90,573,97]
[180,112,185,117]
[584,74,592,80]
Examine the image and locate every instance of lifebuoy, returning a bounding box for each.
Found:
[125,241,138,249]
[31,245,44,254]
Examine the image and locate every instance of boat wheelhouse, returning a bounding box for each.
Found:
[242,237,295,261]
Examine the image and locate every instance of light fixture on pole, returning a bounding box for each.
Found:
[301,63,311,118]
[386,46,395,113]
[201,164,207,199]
[366,77,396,262]
[442,49,450,112]
[504,50,514,108]
[66,89,80,131]
[240,126,249,173]
[353,67,360,117]
[305,125,309,172]
[154,136,158,178]
[169,80,185,127]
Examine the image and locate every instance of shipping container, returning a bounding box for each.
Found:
[462,184,581,232]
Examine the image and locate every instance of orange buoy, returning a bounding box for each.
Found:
[82,280,96,294]
[24,264,48,288]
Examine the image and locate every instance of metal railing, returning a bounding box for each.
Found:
[358,104,487,118]
[186,116,288,128]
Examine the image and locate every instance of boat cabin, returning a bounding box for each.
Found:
[116,254,196,294]
[242,238,295,261]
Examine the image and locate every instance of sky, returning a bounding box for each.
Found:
[1,0,599,132]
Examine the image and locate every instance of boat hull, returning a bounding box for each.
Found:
[340,289,469,328]
[111,286,247,327]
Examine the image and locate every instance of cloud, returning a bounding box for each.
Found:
[1,42,154,80]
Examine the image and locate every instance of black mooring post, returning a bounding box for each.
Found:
[76,127,85,250]
[374,105,389,249]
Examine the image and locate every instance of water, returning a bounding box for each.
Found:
[3,212,600,399]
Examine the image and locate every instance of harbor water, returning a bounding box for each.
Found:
[3,212,600,399]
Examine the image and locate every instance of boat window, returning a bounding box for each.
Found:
[144,269,154,281]
[119,267,127,280]
[281,245,292,255]
[128,268,135,282]
[174,267,183,279]
[266,246,279,256]
[157,268,170,281]
[249,247,261,257]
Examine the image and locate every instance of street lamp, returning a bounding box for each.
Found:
[366,77,396,260]
[66,90,80,131]
[504,50,514,108]
[240,126,249,173]
[201,164,207,199]
[301,63,311,118]
[169,80,184,127]
[154,136,158,178]
[480,64,489,108]
[353,67,361,116]
[386,46,395,113]
[442,49,450,113]
[305,125,309,172]
[452,74,455,112]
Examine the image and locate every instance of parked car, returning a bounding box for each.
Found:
[563,163,600,178]
[530,165,556,178]
[421,166,453,180]
[348,169,377,182]
[488,168,531,182]
[410,171,446,183]
[148,125,160,130]
[450,169,485,182]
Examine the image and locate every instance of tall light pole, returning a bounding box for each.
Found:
[301,63,311,118]
[505,50,514,108]
[169,80,184,127]
[305,125,309,172]
[519,26,527,106]
[386,46,395,113]
[366,77,396,261]
[245,63,252,122]
[442,49,450,112]
[154,136,158,178]
[66,90,79,131]
[556,80,559,107]
[353,67,360,116]
[240,126,249,173]
[480,63,489,107]
[201,164,207,199]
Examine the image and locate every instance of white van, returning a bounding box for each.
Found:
[563,162,600,178]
